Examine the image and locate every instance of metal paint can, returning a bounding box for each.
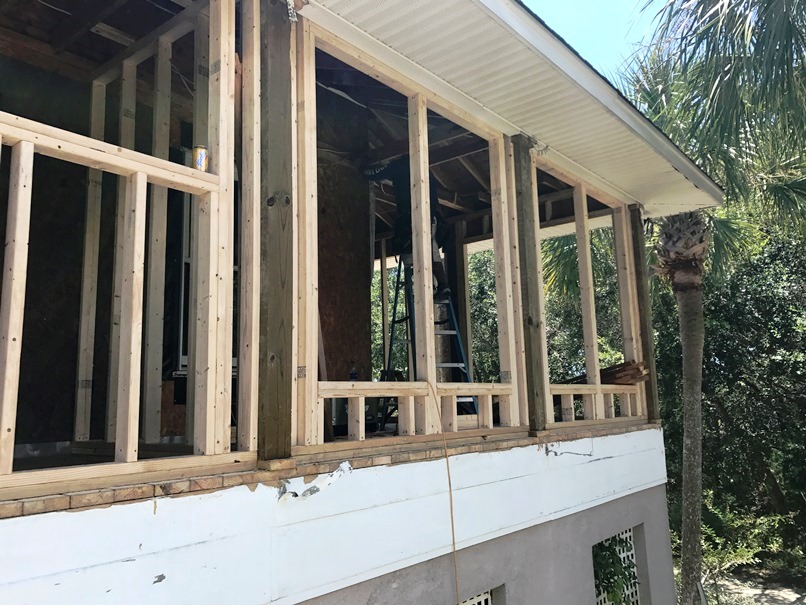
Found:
[193,145,208,172]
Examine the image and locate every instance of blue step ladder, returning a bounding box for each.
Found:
[378,258,476,431]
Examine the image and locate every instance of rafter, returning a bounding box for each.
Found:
[50,0,131,53]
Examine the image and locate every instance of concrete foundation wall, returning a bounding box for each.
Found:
[304,483,675,605]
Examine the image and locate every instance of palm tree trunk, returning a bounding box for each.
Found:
[676,273,704,605]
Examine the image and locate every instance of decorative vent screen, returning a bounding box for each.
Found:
[596,527,640,605]
[461,591,493,605]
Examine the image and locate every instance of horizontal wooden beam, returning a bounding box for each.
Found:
[0,111,219,194]
[92,0,209,84]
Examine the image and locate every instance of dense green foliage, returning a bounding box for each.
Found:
[593,535,639,604]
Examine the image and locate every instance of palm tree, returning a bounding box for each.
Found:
[625,3,806,602]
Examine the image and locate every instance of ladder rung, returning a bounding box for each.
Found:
[435,330,458,336]
[437,362,466,368]
[393,317,410,324]
[434,298,451,304]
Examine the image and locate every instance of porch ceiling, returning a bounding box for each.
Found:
[302,0,723,218]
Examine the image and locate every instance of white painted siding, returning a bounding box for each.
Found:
[0,429,667,605]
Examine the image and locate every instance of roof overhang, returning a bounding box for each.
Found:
[300,0,723,218]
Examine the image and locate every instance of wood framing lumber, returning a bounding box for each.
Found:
[488,135,520,426]
[258,0,296,459]
[191,191,219,455]
[187,12,211,443]
[74,81,106,442]
[347,397,365,441]
[398,395,416,436]
[573,184,604,418]
[92,1,210,84]
[440,395,458,433]
[143,38,173,445]
[513,136,552,431]
[504,136,528,426]
[613,206,641,363]
[0,111,218,194]
[296,17,320,446]
[478,394,494,429]
[107,59,138,443]
[208,0,235,455]
[238,0,260,452]
[630,205,661,422]
[0,140,34,475]
[380,239,390,370]
[408,93,439,435]
[114,172,148,463]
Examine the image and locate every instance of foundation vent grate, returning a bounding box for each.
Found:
[596,527,640,605]
[460,591,493,605]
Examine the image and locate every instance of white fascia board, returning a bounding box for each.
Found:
[470,0,724,206]
[302,1,646,207]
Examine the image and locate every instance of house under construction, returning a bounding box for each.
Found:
[0,1,721,603]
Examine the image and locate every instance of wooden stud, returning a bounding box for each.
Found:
[561,394,574,422]
[408,93,439,435]
[114,172,148,463]
[92,0,210,84]
[603,393,614,419]
[488,135,520,426]
[238,0,260,452]
[0,140,34,475]
[208,0,235,454]
[504,136,528,427]
[380,239,390,371]
[258,0,296,459]
[187,13,211,443]
[143,38,173,444]
[573,185,604,419]
[107,59,138,443]
[440,395,457,433]
[296,17,319,446]
[347,397,365,441]
[0,112,218,194]
[193,191,219,455]
[630,205,660,422]
[514,144,553,431]
[478,394,494,429]
[74,81,106,442]
[398,395,415,436]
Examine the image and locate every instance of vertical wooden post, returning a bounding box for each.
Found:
[75,81,106,441]
[630,205,660,422]
[192,190,219,455]
[513,135,552,431]
[561,394,574,422]
[187,13,210,444]
[451,221,474,379]
[504,136,528,426]
[347,396,365,441]
[114,171,148,463]
[258,0,296,459]
[0,140,34,475]
[108,59,137,443]
[208,0,235,454]
[380,238,390,371]
[408,93,439,435]
[478,394,494,429]
[573,185,604,419]
[440,395,457,433]
[398,395,415,436]
[143,37,173,444]
[488,135,520,426]
[296,17,319,446]
[613,205,644,415]
[238,0,260,452]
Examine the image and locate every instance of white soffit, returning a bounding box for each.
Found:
[302,0,723,218]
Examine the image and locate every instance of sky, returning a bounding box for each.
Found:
[522,0,662,78]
